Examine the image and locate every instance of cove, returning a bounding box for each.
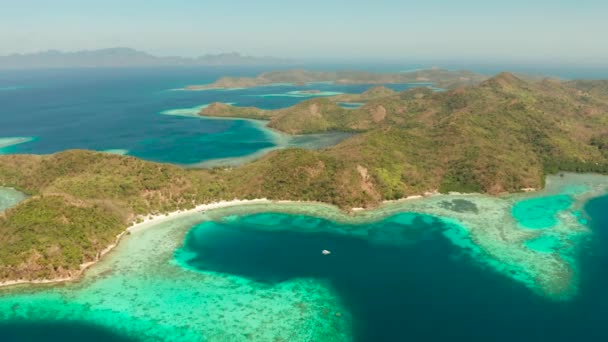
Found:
[174,210,603,342]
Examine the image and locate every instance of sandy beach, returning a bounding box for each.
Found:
[0,191,464,289]
[128,198,273,232]
[0,198,273,289]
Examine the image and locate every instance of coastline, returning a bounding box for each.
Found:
[0,198,274,289]
[0,193,438,290]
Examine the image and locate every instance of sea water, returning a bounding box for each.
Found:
[0,187,27,212]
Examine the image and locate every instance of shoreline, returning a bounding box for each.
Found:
[0,173,598,291]
[0,198,274,289]
[0,193,439,290]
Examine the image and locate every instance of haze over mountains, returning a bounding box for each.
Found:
[0,48,293,69]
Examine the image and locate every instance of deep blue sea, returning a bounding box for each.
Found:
[174,198,608,342]
[0,67,420,166]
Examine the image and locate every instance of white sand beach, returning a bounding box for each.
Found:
[0,198,273,288]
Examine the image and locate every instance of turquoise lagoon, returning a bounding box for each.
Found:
[1,173,608,341]
[512,195,576,229]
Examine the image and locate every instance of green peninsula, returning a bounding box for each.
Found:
[1,72,608,291]
[199,85,403,133]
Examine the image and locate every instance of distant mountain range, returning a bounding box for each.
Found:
[0,48,293,69]
[185,68,489,90]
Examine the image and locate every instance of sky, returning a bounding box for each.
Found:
[1,0,607,65]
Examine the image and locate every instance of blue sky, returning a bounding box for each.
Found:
[1,0,606,65]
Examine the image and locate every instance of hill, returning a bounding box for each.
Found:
[566,80,608,102]
[199,86,427,134]
[332,85,398,102]
[268,99,366,134]
[203,72,608,195]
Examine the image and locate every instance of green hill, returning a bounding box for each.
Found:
[332,85,398,102]
[200,102,272,120]
[268,98,360,134]
[231,72,608,197]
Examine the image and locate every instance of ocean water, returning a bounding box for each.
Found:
[0,67,420,166]
[175,179,608,341]
[0,321,136,342]
[1,174,607,341]
[512,195,575,229]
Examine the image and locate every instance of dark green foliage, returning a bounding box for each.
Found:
[543,159,608,175]
[591,134,608,157]
[445,93,468,110]
[0,196,123,280]
[439,159,484,193]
